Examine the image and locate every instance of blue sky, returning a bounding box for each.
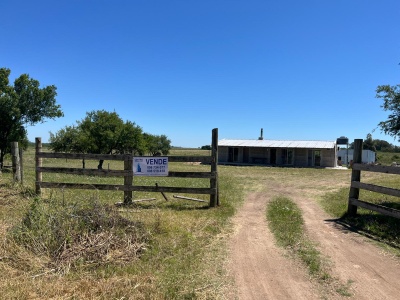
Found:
[2,0,400,147]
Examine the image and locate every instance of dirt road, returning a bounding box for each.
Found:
[227,170,400,299]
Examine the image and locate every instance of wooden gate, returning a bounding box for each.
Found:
[348,139,400,219]
[35,129,219,207]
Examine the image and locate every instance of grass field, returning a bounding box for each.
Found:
[0,147,242,299]
[1,147,399,299]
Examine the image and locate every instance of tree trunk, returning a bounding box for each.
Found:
[98,159,104,169]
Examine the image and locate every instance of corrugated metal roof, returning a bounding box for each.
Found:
[218,139,336,149]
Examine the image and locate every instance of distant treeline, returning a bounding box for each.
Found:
[348,134,400,152]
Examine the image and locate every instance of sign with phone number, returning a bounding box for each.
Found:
[133,157,169,176]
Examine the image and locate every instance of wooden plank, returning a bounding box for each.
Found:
[37,152,127,161]
[173,195,206,202]
[115,198,157,206]
[38,182,216,194]
[168,156,212,163]
[133,198,157,202]
[156,183,169,201]
[37,168,213,178]
[349,198,400,219]
[210,128,219,207]
[37,152,212,163]
[351,181,400,198]
[35,138,42,195]
[131,186,216,195]
[167,171,215,178]
[124,156,133,204]
[38,182,127,191]
[37,167,130,176]
[353,163,400,175]
[348,139,362,215]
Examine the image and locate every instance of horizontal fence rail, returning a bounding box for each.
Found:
[38,182,217,194]
[36,152,213,164]
[35,128,219,207]
[348,139,400,219]
[352,163,400,175]
[36,167,216,179]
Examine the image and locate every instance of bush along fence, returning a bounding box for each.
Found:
[35,128,219,207]
[348,139,400,219]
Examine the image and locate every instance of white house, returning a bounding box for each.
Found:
[218,139,337,167]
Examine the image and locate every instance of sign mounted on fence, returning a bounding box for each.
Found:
[133,157,169,176]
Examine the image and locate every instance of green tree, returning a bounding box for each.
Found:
[116,121,146,155]
[143,133,171,156]
[0,68,63,168]
[363,133,376,151]
[49,110,145,169]
[376,84,400,140]
[374,139,393,151]
[201,145,211,150]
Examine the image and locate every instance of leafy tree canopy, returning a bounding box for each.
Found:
[143,133,171,156]
[363,133,376,151]
[376,84,400,140]
[348,133,400,152]
[49,110,161,169]
[201,145,211,150]
[0,68,63,168]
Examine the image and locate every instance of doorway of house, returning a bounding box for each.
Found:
[228,147,239,163]
[270,149,276,165]
[314,150,321,166]
[308,150,321,166]
[243,147,249,163]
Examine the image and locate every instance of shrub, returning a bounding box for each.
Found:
[10,197,149,273]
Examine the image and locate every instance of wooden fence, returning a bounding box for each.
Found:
[35,128,219,207]
[348,139,400,219]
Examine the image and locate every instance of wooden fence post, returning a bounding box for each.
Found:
[210,128,219,207]
[348,139,362,216]
[35,137,42,195]
[124,155,133,204]
[11,142,21,183]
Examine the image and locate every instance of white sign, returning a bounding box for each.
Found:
[133,157,169,176]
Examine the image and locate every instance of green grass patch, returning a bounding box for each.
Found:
[266,196,328,279]
[376,151,400,165]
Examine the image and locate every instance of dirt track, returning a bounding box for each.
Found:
[227,170,400,299]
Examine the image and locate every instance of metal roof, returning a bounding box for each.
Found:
[218,139,336,149]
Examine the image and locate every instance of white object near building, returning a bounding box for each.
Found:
[337,149,376,165]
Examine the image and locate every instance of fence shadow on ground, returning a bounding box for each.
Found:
[325,214,400,250]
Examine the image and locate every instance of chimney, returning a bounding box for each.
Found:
[258,128,264,140]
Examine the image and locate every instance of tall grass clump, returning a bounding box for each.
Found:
[267,196,328,279]
[10,196,149,273]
